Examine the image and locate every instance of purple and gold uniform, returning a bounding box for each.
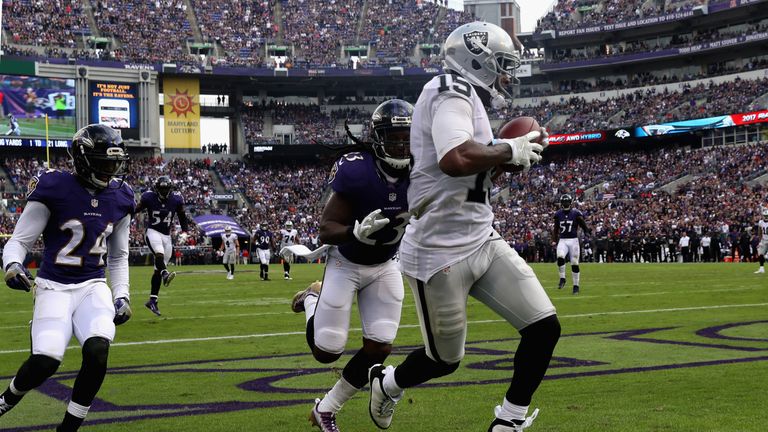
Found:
[329,152,409,265]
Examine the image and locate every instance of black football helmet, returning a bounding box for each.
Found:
[370,99,414,170]
[69,124,129,189]
[560,194,573,209]
[154,175,173,199]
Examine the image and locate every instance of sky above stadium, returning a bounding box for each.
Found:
[446,0,554,33]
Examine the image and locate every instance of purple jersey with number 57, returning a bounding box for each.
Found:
[554,208,583,239]
[329,152,409,265]
[140,190,185,235]
[26,170,135,284]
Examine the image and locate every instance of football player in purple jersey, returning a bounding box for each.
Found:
[134,175,191,316]
[0,124,134,431]
[289,99,414,432]
[553,194,591,294]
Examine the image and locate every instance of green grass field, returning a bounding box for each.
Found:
[16,117,75,138]
[0,262,766,431]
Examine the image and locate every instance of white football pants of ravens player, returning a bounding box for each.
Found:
[145,228,172,269]
[32,279,117,362]
[309,247,404,356]
[257,248,271,266]
[405,236,555,365]
[556,238,581,287]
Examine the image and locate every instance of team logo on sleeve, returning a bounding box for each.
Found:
[463,31,489,56]
[26,176,39,198]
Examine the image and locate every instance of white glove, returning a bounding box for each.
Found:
[4,262,33,292]
[113,297,132,325]
[352,209,390,245]
[494,131,545,172]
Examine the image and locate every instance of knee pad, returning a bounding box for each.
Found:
[521,315,561,347]
[82,337,110,368]
[571,264,580,273]
[556,257,565,267]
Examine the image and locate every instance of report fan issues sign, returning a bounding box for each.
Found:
[163,77,200,149]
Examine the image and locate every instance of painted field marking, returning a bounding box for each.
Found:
[0,302,766,355]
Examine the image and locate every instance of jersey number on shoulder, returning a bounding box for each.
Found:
[438,75,472,98]
[56,219,114,267]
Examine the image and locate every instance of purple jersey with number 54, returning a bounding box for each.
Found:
[329,152,409,265]
[26,170,135,284]
[140,190,185,235]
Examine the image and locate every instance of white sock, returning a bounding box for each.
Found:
[382,366,403,397]
[304,295,318,324]
[318,377,357,414]
[572,271,580,286]
[9,378,28,396]
[497,398,528,421]
[557,265,566,278]
[67,401,90,418]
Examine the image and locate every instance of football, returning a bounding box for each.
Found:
[498,116,543,141]
[497,116,544,172]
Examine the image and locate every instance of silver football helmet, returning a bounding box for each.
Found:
[442,21,520,108]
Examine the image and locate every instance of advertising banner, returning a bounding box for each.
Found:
[88,81,140,139]
[163,77,200,149]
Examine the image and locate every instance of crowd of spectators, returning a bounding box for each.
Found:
[89,0,198,65]
[508,76,768,132]
[3,0,90,48]
[535,0,706,34]
[3,139,768,265]
[192,0,276,68]
[492,141,768,263]
[3,0,472,69]
[546,18,768,65]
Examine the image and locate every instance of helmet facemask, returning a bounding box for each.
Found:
[154,177,173,200]
[372,120,411,170]
[69,137,129,190]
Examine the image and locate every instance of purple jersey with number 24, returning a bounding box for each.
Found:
[27,170,135,284]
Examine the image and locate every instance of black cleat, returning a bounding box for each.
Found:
[572,285,580,295]
[558,278,566,289]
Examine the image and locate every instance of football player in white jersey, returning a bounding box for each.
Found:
[279,220,298,280]
[367,22,560,432]
[754,208,768,273]
[220,226,240,280]
[0,124,133,431]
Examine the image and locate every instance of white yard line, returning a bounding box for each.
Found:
[0,302,766,355]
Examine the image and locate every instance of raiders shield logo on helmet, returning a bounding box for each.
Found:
[463,31,489,56]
